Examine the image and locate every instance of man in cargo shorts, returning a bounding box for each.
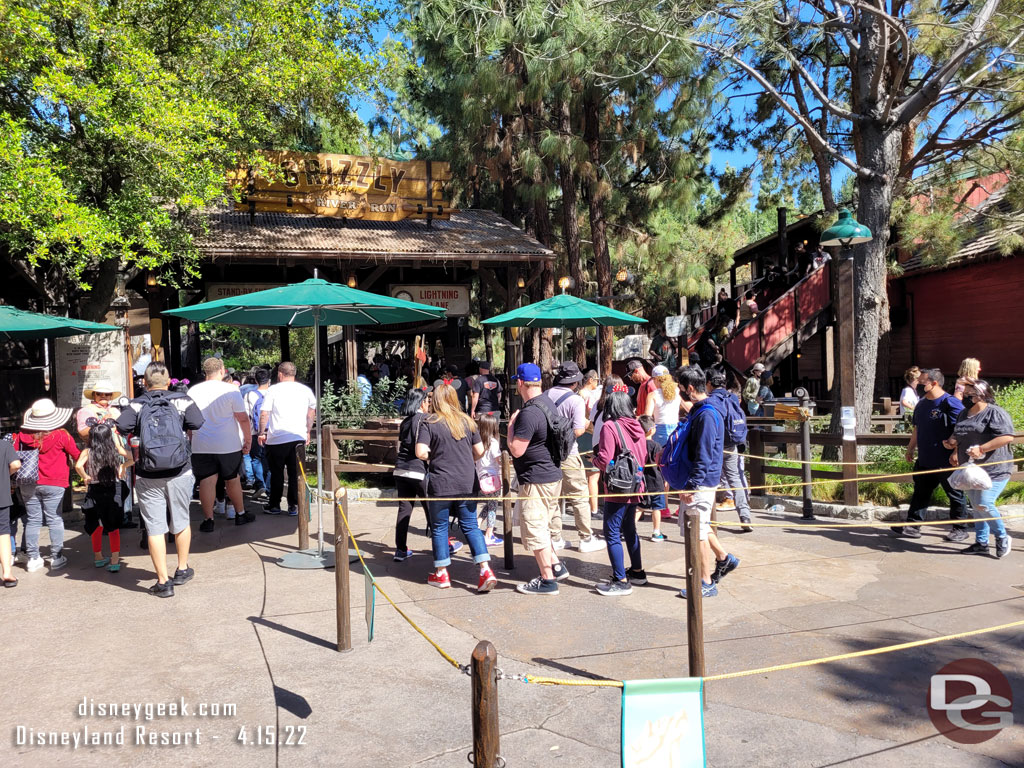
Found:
[507,364,570,596]
[116,362,204,598]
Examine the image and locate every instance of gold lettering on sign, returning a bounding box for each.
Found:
[354,161,370,187]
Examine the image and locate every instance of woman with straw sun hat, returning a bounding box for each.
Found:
[14,399,80,572]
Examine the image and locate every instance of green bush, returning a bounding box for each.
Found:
[995,381,1024,458]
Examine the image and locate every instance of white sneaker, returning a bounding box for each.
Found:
[26,557,45,573]
[578,536,605,553]
[213,499,226,516]
[551,538,566,552]
[226,505,237,520]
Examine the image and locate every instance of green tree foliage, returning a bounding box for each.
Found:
[0,0,392,318]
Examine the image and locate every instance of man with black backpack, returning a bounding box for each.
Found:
[706,368,754,532]
[545,362,603,553]
[116,362,204,598]
[507,363,571,595]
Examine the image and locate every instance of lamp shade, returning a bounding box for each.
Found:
[820,209,872,246]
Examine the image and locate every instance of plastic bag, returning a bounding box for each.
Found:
[949,461,993,491]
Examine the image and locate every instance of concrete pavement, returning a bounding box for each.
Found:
[5,493,1023,767]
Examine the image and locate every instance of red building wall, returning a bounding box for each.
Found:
[890,256,1024,379]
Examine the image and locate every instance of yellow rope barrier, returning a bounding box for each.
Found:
[338,456,1023,504]
[519,617,1024,687]
[319,479,1024,690]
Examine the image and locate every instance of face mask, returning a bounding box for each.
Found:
[963,396,976,409]
[680,388,692,403]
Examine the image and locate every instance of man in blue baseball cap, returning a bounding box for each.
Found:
[507,363,569,595]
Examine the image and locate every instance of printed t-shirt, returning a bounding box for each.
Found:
[912,393,963,469]
[953,404,1016,480]
[473,374,503,414]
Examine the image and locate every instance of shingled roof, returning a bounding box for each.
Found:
[898,184,1024,275]
[196,208,553,263]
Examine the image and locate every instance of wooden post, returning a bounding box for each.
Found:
[335,489,352,653]
[501,451,514,571]
[471,640,500,768]
[748,430,765,490]
[842,438,859,506]
[796,388,815,520]
[296,444,310,551]
[321,425,337,493]
[343,326,357,383]
[683,506,706,707]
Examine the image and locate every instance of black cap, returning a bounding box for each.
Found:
[553,361,583,384]
[626,359,645,372]
[479,360,492,371]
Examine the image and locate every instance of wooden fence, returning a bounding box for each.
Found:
[748,425,1024,506]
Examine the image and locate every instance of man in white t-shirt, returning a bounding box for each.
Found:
[258,361,317,516]
[189,358,253,532]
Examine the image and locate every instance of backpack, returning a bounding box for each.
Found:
[659,402,721,490]
[136,392,190,474]
[717,390,748,447]
[245,388,265,434]
[605,421,644,494]
[525,393,575,466]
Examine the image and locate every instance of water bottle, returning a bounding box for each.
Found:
[766,504,785,518]
[840,406,856,441]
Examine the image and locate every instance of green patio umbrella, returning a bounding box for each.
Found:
[0,304,120,340]
[164,274,447,568]
[482,293,646,371]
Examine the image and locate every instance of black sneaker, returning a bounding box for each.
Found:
[516,576,559,595]
[889,526,904,537]
[962,542,990,555]
[551,562,570,582]
[945,528,970,543]
[149,580,174,598]
[596,579,632,596]
[995,535,1012,559]
[234,511,256,526]
[199,519,215,533]
[739,514,753,533]
[902,527,923,539]
[172,567,194,586]
[626,568,648,586]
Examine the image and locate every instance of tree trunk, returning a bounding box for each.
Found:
[852,122,902,431]
[583,92,613,376]
[558,99,587,368]
[77,258,120,322]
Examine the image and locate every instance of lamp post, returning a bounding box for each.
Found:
[819,209,872,506]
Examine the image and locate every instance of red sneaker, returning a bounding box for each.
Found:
[428,571,451,589]
[478,566,497,593]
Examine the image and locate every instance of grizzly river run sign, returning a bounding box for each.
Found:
[228,151,454,222]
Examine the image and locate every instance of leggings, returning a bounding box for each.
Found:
[91,528,122,555]
[395,476,429,551]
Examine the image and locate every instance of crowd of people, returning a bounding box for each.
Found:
[1,345,1015,600]
[1,358,316,595]
[391,358,754,598]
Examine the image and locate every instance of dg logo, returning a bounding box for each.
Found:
[928,658,1013,743]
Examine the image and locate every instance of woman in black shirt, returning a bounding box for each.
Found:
[393,387,432,562]
[415,382,496,592]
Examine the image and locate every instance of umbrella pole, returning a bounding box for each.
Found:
[315,310,325,557]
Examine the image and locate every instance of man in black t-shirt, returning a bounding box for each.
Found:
[0,437,22,586]
[470,361,503,417]
[507,364,568,596]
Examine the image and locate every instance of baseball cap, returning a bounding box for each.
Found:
[752,363,766,374]
[479,360,492,371]
[626,359,645,372]
[652,364,668,377]
[514,363,542,384]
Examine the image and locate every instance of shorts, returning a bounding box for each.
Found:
[192,451,242,482]
[519,480,561,551]
[0,505,10,536]
[137,470,194,536]
[678,487,717,541]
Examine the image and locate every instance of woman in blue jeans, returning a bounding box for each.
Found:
[945,379,1015,559]
[592,388,649,596]
[15,399,80,572]
[415,382,496,592]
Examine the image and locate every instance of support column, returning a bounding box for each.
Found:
[166,289,181,375]
[343,326,357,382]
[279,327,291,362]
